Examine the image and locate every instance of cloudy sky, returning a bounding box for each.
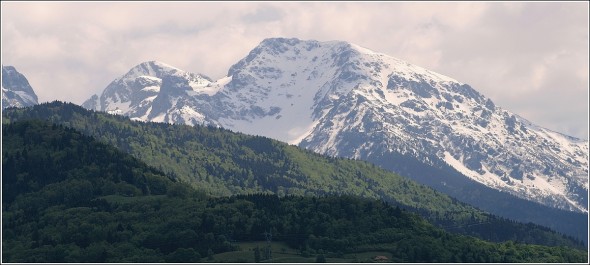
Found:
[2,1,588,139]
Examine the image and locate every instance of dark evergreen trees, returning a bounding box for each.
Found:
[2,103,587,264]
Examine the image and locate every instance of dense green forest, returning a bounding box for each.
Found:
[2,120,587,262]
[2,101,586,249]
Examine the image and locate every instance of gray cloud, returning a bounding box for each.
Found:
[1,2,587,139]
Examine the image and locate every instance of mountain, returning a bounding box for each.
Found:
[82,60,216,124]
[2,65,39,108]
[228,38,588,214]
[83,38,588,215]
[4,101,587,247]
[3,119,586,262]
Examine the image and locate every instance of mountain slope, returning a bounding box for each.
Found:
[3,101,586,247]
[2,65,39,108]
[3,120,586,262]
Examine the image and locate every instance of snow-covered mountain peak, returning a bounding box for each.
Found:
[118,61,211,83]
[348,42,379,55]
[85,61,216,125]
[2,65,39,108]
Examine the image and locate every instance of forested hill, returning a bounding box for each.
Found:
[1,119,587,263]
[2,101,586,248]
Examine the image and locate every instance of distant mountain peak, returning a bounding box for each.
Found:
[2,65,39,108]
[3,65,18,74]
[119,61,190,81]
[260,37,304,45]
[89,60,215,125]
[81,94,99,110]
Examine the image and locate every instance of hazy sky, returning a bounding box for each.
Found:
[2,1,588,139]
